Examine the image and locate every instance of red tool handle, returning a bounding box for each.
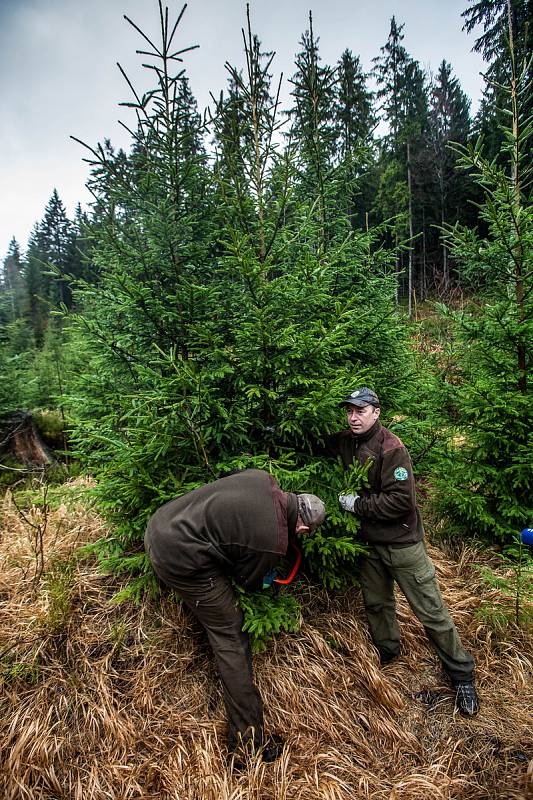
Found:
[274,541,302,585]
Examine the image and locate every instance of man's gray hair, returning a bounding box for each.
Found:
[297,493,326,531]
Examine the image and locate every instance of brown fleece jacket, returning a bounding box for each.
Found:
[144,469,297,589]
[324,420,424,547]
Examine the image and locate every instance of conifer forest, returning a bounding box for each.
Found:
[0,1,532,798]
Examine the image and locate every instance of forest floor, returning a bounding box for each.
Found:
[0,480,532,800]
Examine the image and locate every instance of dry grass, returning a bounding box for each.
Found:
[1,485,532,800]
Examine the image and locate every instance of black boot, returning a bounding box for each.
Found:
[378,647,399,666]
[261,734,284,763]
[229,733,284,771]
[454,681,480,716]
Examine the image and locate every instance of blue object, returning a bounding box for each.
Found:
[521,528,533,546]
[262,569,278,589]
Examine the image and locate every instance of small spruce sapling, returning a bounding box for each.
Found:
[475,537,533,630]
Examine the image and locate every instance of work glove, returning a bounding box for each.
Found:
[338,493,359,513]
[262,569,278,589]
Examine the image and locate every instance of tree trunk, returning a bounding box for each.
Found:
[0,412,54,466]
[421,206,427,300]
[407,140,414,317]
[442,205,448,292]
[508,0,527,393]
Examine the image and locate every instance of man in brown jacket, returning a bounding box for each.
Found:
[329,387,479,716]
[144,468,325,764]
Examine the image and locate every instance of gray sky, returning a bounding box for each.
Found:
[0,0,486,260]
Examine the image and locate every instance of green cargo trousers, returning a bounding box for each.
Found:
[359,541,475,683]
[167,573,264,752]
[144,528,264,751]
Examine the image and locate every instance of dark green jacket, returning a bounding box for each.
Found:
[145,469,297,589]
[325,421,424,547]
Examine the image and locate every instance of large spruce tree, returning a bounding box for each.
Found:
[334,49,376,230]
[432,4,532,545]
[64,5,413,635]
[288,13,339,247]
[463,0,532,167]
[0,239,25,322]
[425,61,473,289]
[373,17,429,311]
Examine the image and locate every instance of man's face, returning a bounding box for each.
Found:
[346,403,380,435]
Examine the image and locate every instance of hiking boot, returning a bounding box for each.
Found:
[379,649,399,666]
[229,734,284,771]
[261,734,284,763]
[454,681,479,716]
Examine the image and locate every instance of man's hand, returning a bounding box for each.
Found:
[339,493,359,513]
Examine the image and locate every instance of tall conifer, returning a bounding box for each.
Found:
[426,61,472,288]
[433,3,532,545]
[334,50,376,230]
[373,18,429,310]
[289,13,338,246]
[464,0,532,167]
[1,238,25,322]
[64,4,412,623]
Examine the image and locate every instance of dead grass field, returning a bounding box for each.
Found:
[1,484,532,800]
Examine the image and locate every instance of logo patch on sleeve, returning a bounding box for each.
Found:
[394,467,408,481]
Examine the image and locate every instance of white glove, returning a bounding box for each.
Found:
[339,493,359,513]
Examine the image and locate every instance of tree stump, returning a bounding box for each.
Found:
[0,411,54,466]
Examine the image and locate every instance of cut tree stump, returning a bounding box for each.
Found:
[0,411,54,466]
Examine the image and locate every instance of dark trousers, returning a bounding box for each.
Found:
[359,541,475,683]
[149,561,264,751]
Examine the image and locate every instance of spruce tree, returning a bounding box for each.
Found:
[0,242,63,415]
[425,61,473,289]
[24,224,49,343]
[288,13,338,247]
[463,0,532,168]
[23,190,78,342]
[335,50,374,154]
[1,238,25,322]
[334,49,376,230]
[432,3,532,545]
[67,204,95,286]
[38,189,75,308]
[0,240,34,414]
[373,17,408,159]
[403,58,429,312]
[64,4,414,645]
[373,18,429,310]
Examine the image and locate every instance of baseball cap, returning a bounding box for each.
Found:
[339,387,380,408]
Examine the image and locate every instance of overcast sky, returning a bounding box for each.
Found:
[0,0,486,260]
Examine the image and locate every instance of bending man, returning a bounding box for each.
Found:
[144,468,326,762]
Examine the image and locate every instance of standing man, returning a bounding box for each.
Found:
[327,387,479,716]
[144,468,326,764]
